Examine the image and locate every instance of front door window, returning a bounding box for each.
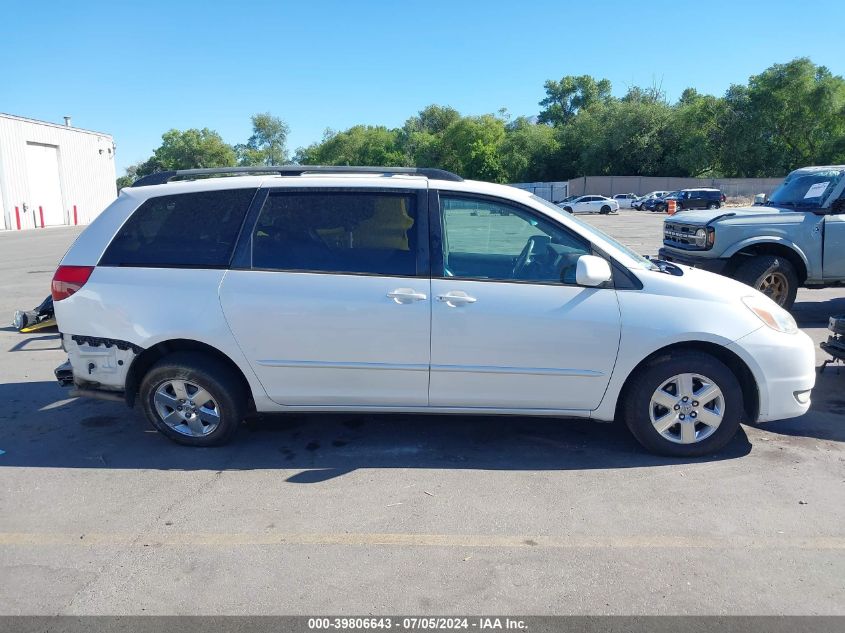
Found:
[440,196,592,284]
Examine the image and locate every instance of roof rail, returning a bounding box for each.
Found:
[130,165,463,187]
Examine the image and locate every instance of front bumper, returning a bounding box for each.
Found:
[658,247,729,275]
[729,327,816,423]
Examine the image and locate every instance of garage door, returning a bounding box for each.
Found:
[25,143,65,226]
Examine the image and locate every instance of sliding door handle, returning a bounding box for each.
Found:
[387,288,428,303]
[437,291,477,306]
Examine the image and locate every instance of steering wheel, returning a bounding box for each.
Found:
[512,235,549,278]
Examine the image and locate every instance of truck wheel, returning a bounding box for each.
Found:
[733,255,798,310]
[623,351,743,457]
[140,352,246,447]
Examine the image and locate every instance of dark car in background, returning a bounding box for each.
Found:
[643,191,680,213]
[677,188,725,211]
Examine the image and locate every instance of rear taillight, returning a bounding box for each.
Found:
[51,265,94,301]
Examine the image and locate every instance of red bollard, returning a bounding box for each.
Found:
[15,206,21,230]
[73,205,78,225]
[39,206,45,228]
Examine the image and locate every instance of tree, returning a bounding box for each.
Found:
[142,128,237,175]
[662,90,723,177]
[438,114,508,182]
[538,75,612,126]
[116,163,139,190]
[717,58,845,176]
[236,113,290,166]
[553,98,672,178]
[399,105,462,167]
[294,125,407,166]
[500,117,559,182]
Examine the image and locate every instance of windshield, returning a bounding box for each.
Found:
[530,195,658,271]
[769,169,844,207]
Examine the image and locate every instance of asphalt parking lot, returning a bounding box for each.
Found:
[0,213,843,615]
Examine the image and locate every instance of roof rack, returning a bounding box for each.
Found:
[130,165,463,187]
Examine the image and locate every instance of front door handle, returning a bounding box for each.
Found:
[437,291,477,307]
[387,288,428,303]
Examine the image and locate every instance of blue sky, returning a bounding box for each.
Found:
[3,0,843,174]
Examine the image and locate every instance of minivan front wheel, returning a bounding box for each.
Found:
[623,352,743,456]
[140,352,246,446]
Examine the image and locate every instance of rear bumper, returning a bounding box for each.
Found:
[658,248,729,275]
[55,359,127,403]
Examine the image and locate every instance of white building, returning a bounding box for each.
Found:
[0,113,117,231]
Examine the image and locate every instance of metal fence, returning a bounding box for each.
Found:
[510,181,570,202]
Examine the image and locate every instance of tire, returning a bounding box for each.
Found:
[707,203,717,209]
[600,205,611,214]
[140,351,246,446]
[622,351,743,457]
[732,255,798,310]
[563,206,573,213]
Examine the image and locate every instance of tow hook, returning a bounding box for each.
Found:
[54,360,74,387]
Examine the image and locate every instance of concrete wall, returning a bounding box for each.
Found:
[0,114,117,231]
[564,175,783,199]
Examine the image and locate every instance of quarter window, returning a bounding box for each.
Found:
[252,192,419,276]
[100,189,256,267]
[440,196,591,284]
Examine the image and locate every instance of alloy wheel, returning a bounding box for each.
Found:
[153,379,221,437]
[649,373,724,444]
[758,271,788,306]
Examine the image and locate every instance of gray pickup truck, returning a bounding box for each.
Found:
[658,165,845,310]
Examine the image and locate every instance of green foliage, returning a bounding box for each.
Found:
[148,128,236,173]
[236,113,290,166]
[538,75,612,126]
[293,125,408,167]
[118,59,845,190]
[716,58,845,176]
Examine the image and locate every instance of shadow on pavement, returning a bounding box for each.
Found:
[0,380,753,480]
[793,295,845,327]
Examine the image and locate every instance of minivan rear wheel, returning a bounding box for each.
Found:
[140,352,246,446]
[622,352,743,457]
[707,202,717,209]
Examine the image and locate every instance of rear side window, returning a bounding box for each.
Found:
[100,189,255,267]
[252,192,419,276]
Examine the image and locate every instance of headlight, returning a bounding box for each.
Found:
[742,295,797,333]
[694,228,707,247]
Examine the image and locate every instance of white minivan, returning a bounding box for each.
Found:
[52,166,815,456]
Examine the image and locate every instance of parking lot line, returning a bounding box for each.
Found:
[0,531,842,549]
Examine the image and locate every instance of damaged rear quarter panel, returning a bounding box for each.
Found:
[54,267,271,405]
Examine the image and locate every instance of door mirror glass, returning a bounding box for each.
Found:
[575,255,612,287]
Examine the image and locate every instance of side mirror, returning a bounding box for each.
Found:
[575,255,612,287]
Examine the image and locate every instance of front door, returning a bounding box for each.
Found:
[823,209,845,280]
[220,188,431,407]
[429,194,622,411]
